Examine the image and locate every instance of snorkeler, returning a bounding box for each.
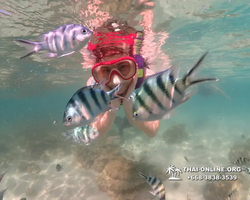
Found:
[85,19,160,138]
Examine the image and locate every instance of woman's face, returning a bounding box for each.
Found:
[101,54,137,95]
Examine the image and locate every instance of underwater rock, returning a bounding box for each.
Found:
[228,138,250,161]
[121,149,135,161]
[163,124,189,145]
[74,134,168,200]
[203,174,249,200]
[96,156,167,200]
[25,188,37,197]
[74,138,121,172]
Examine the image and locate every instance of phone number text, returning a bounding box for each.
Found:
[186,174,237,181]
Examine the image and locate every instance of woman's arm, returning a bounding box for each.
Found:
[122,73,160,138]
[123,100,159,138]
[90,108,118,138]
[86,76,121,138]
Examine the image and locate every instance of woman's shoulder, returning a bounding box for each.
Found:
[145,68,156,77]
[87,76,97,86]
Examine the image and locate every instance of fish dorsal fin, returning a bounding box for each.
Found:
[37,34,46,42]
[169,63,180,81]
[97,78,106,90]
[141,63,179,86]
[129,88,140,100]
[71,79,106,99]
[140,67,172,86]
[70,85,94,100]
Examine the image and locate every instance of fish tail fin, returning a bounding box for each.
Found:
[14,39,42,59]
[181,51,219,88]
[138,172,148,179]
[107,83,130,102]
[108,83,122,99]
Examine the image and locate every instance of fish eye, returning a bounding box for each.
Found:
[134,112,138,117]
[67,116,72,122]
[82,29,87,33]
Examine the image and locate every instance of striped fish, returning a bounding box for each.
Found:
[14,24,92,59]
[62,125,99,145]
[230,157,250,165]
[244,167,250,174]
[225,189,237,200]
[63,80,123,127]
[139,172,166,200]
[130,52,219,121]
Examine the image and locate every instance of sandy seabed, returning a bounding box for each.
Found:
[1,114,250,200]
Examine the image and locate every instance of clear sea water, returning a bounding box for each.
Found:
[1,0,250,200]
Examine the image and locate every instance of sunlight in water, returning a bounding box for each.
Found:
[1,0,250,200]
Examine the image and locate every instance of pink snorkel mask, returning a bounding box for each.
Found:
[91,56,137,85]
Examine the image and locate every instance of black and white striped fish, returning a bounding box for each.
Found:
[230,157,250,165]
[139,172,166,200]
[63,80,124,127]
[14,24,92,59]
[62,125,99,145]
[242,167,250,174]
[225,189,238,200]
[130,52,219,121]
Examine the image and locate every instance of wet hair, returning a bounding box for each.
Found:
[89,18,138,63]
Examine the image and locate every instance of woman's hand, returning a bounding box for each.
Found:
[122,73,138,99]
[103,82,122,110]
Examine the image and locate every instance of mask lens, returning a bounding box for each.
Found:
[92,57,137,83]
[117,61,132,77]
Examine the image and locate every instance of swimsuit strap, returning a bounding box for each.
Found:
[133,31,145,89]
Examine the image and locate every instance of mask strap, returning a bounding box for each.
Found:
[133,31,146,89]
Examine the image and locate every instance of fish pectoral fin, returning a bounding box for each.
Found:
[57,51,75,58]
[42,52,58,59]
[169,62,180,80]
[98,78,106,90]
[162,110,176,119]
